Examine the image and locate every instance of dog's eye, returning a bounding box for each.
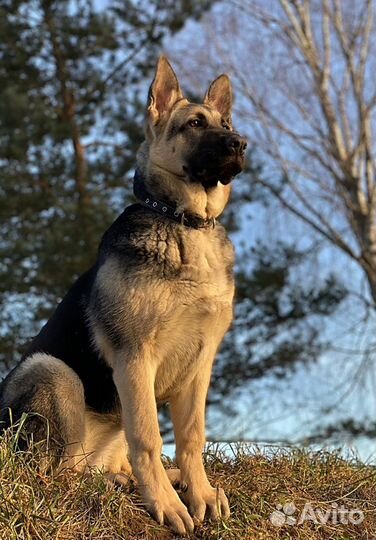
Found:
[188,118,203,128]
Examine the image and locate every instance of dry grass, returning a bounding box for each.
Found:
[0,425,376,540]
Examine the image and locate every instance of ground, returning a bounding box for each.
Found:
[0,424,375,540]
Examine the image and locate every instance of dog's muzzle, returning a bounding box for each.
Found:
[225,133,247,157]
[185,130,247,188]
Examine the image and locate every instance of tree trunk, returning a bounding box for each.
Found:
[42,2,91,213]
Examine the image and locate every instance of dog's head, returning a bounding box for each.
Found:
[144,56,247,189]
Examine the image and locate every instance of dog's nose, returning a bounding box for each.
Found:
[226,134,247,155]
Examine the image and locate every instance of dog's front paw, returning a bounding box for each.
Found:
[146,490,194,536]
[184,484,230,522]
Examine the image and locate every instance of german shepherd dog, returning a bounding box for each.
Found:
[0,56,246,535]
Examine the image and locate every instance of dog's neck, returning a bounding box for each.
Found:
[136,142,231,220]
[133,170,216,229]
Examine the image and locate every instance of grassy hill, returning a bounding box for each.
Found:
[0,427,375,539]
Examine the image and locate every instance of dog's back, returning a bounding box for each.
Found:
[0,202,168,429]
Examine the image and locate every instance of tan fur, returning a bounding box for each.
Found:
[79,410,132,475]
[100,244,233,533]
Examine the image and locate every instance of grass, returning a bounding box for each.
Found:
[0,426,376,540]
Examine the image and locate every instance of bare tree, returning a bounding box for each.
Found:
[175,0,376,305]
[246,0,376,301]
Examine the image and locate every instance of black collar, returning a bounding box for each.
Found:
[133,169,215,230]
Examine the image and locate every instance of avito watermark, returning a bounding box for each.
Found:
[270,502,364,527]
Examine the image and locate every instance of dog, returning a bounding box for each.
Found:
[0,56,247,535]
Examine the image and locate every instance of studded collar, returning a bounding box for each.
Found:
[133,169,215,230]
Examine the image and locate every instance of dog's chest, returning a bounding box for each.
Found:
[93,223,235,400]
[178,227,232,284]
[150,228,235,399]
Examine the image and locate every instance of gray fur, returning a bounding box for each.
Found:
[0,354,85,454]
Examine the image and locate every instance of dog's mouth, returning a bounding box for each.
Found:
[183,158,244,188]
[183,130,247,188]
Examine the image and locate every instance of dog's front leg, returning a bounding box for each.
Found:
[112,355,194,536]
[170,362,231,523]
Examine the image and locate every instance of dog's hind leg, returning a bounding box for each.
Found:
[0,353,86,466]
[81,409,133,476]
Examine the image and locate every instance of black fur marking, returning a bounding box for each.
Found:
[184,128,246,187]
[21,266,120,414]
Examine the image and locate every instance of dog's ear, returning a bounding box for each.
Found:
[147,56,184,128]
[204,74,233,125]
